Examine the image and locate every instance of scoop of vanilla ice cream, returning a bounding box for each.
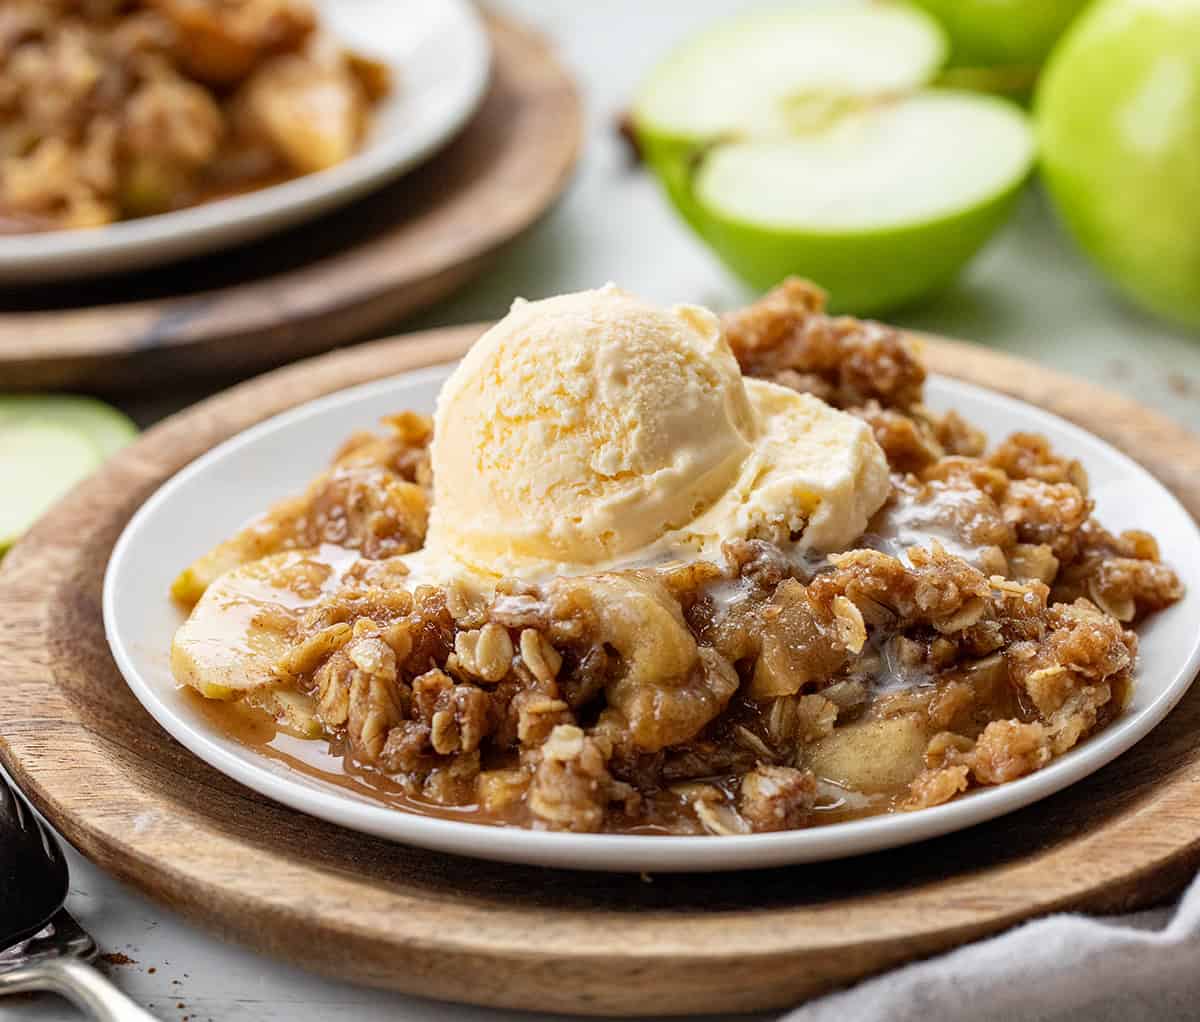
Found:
[428,284,758,574]
[669,379,892,556]
[425,284,891,580]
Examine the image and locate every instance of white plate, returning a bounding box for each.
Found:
[104,367,1200,872]
[0,0,490,283]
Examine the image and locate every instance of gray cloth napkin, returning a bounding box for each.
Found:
[784,873,1200,1022]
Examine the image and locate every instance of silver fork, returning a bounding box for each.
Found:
[0,774,158,1020]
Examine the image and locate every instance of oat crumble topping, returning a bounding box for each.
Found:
[172,280,1185,835]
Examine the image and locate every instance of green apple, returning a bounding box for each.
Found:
[911,0,1092,68]
[914,0,1092,103]
[633,2,1036,314]
[1037,0,1200,329]
[0,396,137,552]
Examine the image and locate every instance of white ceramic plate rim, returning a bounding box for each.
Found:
[0,0,490,281]
[103,366,1200,873]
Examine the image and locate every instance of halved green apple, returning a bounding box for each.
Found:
[632,2,1036,314]
[693,91,1034,311]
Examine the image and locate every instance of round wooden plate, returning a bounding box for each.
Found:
[0,14,580,393]
[2,327,1200,1017]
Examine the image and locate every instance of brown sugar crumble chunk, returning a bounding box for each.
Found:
[185,279,1184,835]
[723,278,927,412]
[739,765,817,831]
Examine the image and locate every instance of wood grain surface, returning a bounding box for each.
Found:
[0,14,580,393]
[1,326,1199,1016]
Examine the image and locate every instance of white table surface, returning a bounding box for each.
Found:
[8,2,1200,1019]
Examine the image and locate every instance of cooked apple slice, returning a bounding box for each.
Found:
[257,686,323,739]
[632,3,1035,313]
[807,714,931,794]
[170,495,309,607]
[236,47,367,174]
[172,553,300,700]
[173,549,378,737]
[150,0,317,86]
[171,549,334,714]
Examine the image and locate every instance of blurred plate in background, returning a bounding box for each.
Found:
[0,12,581,392]
[0,0,491,284]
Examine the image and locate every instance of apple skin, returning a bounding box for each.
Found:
[1037,0,1200,329]
[911,0,1090,68]
[638,115,1031,316]
[694,177,1027,316]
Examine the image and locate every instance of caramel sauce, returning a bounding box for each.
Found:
[178,539,919,833]
[175,503,997,835]
[184,689,517,828]
[185,690,900,833]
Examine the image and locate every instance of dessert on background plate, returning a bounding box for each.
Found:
[0,0,491,283]
[0,0,390,233]
[170,280,1184,836]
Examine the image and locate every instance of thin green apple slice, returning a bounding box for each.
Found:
[693,91,1034,313]
[0,422,105,551]
[0,395,137,458]
[0,396,136,553]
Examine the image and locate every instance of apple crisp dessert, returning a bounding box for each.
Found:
[171,280,1184,835]
[0,0,389,233]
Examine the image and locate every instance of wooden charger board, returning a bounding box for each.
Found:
[2,325,1200,1017]
[0,13,580,393]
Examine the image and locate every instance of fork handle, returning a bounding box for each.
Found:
[0,957,158,1020]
